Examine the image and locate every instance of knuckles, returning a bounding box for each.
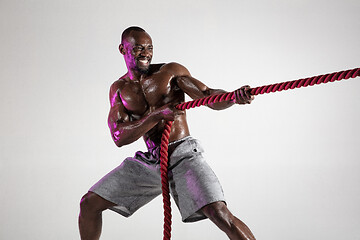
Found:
[235,86,254,104]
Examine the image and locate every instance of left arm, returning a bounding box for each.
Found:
[169,63,253,110]
[176,75,233,110]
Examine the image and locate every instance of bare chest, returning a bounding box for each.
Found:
[141,71,174,106]
[120,71,175,116]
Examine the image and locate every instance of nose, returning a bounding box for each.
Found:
[140,47,152,57]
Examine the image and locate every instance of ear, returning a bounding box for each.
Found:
[119,44,126,55]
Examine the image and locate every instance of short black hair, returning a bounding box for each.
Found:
[121,26,146,44]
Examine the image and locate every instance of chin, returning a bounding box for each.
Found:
[136,66,150,74]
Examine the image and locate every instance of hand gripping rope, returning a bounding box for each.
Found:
[159,67,360,240]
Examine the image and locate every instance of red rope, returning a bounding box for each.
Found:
[176,67,360,110]
[159,121,173,240]
[250,67,360,96]
[159,67,359,239]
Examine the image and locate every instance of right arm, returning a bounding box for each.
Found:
[107,81,175,147]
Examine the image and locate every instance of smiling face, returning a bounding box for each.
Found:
[120,30,153,75]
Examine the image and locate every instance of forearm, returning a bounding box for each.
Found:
[205,88,235,110]
[176,76,234,110]
[109,113,159,147]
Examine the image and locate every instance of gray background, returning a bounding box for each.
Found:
[1,0,359,239]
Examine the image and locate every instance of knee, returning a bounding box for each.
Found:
[203,202,256,240]
[79,192,108,215]
[79,192,96,214]
[202,202,233,228]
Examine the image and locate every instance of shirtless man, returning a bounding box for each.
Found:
[79,26,256,240]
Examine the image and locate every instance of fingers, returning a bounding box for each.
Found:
[235,85,254,104]
[239,86,250,104]
[243,85,254,103]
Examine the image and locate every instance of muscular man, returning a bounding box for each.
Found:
[79,26,256,240]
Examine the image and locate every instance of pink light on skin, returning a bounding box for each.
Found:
[112,130,121,142]
[145,138,157,149]
[110,89,120,107]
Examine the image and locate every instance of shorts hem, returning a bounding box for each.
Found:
[88,190,132,218]
[182,199,227,223]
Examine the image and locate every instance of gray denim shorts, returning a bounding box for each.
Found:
[89,136,225,222]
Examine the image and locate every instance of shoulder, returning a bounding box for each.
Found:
[110,77,127,92]
[159,62,191,76]
[108,77,128,105]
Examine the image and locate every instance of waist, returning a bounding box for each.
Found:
[146,135,192,157]
[168,136,192,154]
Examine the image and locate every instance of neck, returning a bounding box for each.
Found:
[126,67,148,81]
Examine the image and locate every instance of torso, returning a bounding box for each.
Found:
[117,63,190,148]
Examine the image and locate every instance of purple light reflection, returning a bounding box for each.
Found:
[184,169,207,207]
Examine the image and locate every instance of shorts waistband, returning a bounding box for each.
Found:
[169,136,192,146]
[168,136,192,156]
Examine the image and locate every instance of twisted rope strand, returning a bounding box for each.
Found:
[250,67,360,96]
[176,67,360,111]
[159,121,173,240]
[159,67,359,239]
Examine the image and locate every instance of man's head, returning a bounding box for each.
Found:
[119,26,153,75]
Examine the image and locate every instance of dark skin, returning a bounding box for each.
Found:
[79,30,255,240]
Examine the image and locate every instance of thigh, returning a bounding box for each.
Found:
[89,156,162,217]
[169,138,226,222]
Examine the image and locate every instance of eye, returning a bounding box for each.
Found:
[133,46,143,51]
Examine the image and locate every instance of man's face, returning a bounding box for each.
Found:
[120,31,153,74]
